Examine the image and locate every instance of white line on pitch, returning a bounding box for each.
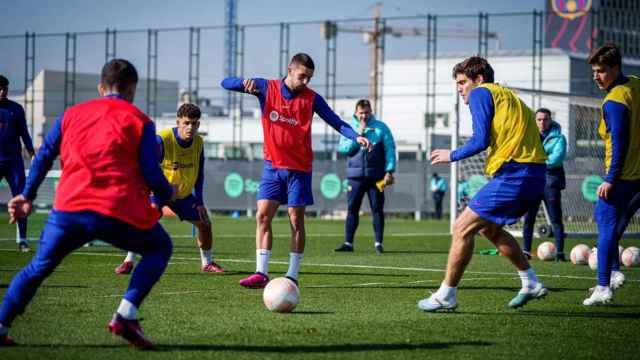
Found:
[2,248,635,283]
[0,232,450,241]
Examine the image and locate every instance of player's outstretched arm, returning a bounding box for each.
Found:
[220,77,267,95]
[22,116,63,202]
[17,105,35,156]
[448,87,493,162]
[139,122,175,202]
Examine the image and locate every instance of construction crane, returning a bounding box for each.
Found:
[321,3,499,113]
[225,0,238,110]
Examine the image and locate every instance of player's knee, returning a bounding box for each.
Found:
[289,215,304,233]
[478,226,497,240]
[256,211,271,227]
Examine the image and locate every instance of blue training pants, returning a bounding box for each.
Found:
[0,210,172,327]
[0,159,27,239]
[345,178,385,245]
[594,179,640,286]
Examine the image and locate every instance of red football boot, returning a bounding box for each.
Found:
[107,313,155,350]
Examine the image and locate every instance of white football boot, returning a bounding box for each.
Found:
[583,286,613,306]
[417,293,458,312]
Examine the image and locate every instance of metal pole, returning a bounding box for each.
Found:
[450,91,460,234]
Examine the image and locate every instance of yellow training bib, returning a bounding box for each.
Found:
[599,75,640,180]
[477,83,546,175]
[158,127,203,199]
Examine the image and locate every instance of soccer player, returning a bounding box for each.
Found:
[0,59,175,349]
[221,53,370,288]
[522,108,568,262]
[334,99,396,254]
[418,56,549,312]
[114,103,225,274]
[583,44,640,306]
[0,75,35,252]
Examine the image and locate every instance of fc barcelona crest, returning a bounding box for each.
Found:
[551,0,592,20]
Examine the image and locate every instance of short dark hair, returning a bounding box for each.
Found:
[355,99,372,111]
[290,53,315,70]
[535,108,552,118]
[0,75,9,87]
[177,103,201,120]
[100,59,138,93]
[587,43,622,68]
[452,56,495,83]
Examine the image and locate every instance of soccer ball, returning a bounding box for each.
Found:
[621,246,640,267]
[588,248,598,270]
[537,241,556,261]
[263,277,300,313]
[570,244,591,265]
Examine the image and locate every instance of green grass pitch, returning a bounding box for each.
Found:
[1,213,639,359]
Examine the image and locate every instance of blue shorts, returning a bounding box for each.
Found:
[257,161,314,207]
[151,194,200,222]
[469,162,546,225]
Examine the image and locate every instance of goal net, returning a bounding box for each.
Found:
[451,88,640,239]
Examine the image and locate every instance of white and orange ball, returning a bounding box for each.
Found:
[537,241,556,261]
[619,245,625,262]
[263,277,300,313]
[588,248,598,270]
[570,244,591,265]
[621,246,640,267]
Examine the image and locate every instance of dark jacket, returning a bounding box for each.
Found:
[338,115,396,180]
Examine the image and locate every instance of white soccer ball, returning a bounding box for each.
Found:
[263,277,300,313]
[537,241,556,261]
[622,246,640,267]
[588,248,598,270]
[570,244,591,265]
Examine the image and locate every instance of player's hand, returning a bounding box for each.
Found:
[196,205,210,225]
[356,136,372,152]
[8,194,33,224]
[430,149,452,165]
[597,181,613,200]
[384,172,395,186]
[243,79,259,94]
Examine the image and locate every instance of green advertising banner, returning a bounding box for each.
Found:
[224,172,244,198]
[320,173,342,199]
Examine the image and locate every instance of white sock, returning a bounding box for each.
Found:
[518,268,539,289]
[343,242,353,247]
[200,249,212,266]
[285,252,304,280]
[116,298,138,320]
[124,252,136,263]
[375,242,382,247]
[0,323,8,336]
[256,249,271,275]
[434,281,457,300]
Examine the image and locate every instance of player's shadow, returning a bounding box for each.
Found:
[456,285,579,293]
[153,340,492,353]
[467,309,640,320]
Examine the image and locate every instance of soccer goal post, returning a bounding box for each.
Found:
[450,87,640,239]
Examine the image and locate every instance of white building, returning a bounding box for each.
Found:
[14,69,179,141]
[381,48,640,155]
